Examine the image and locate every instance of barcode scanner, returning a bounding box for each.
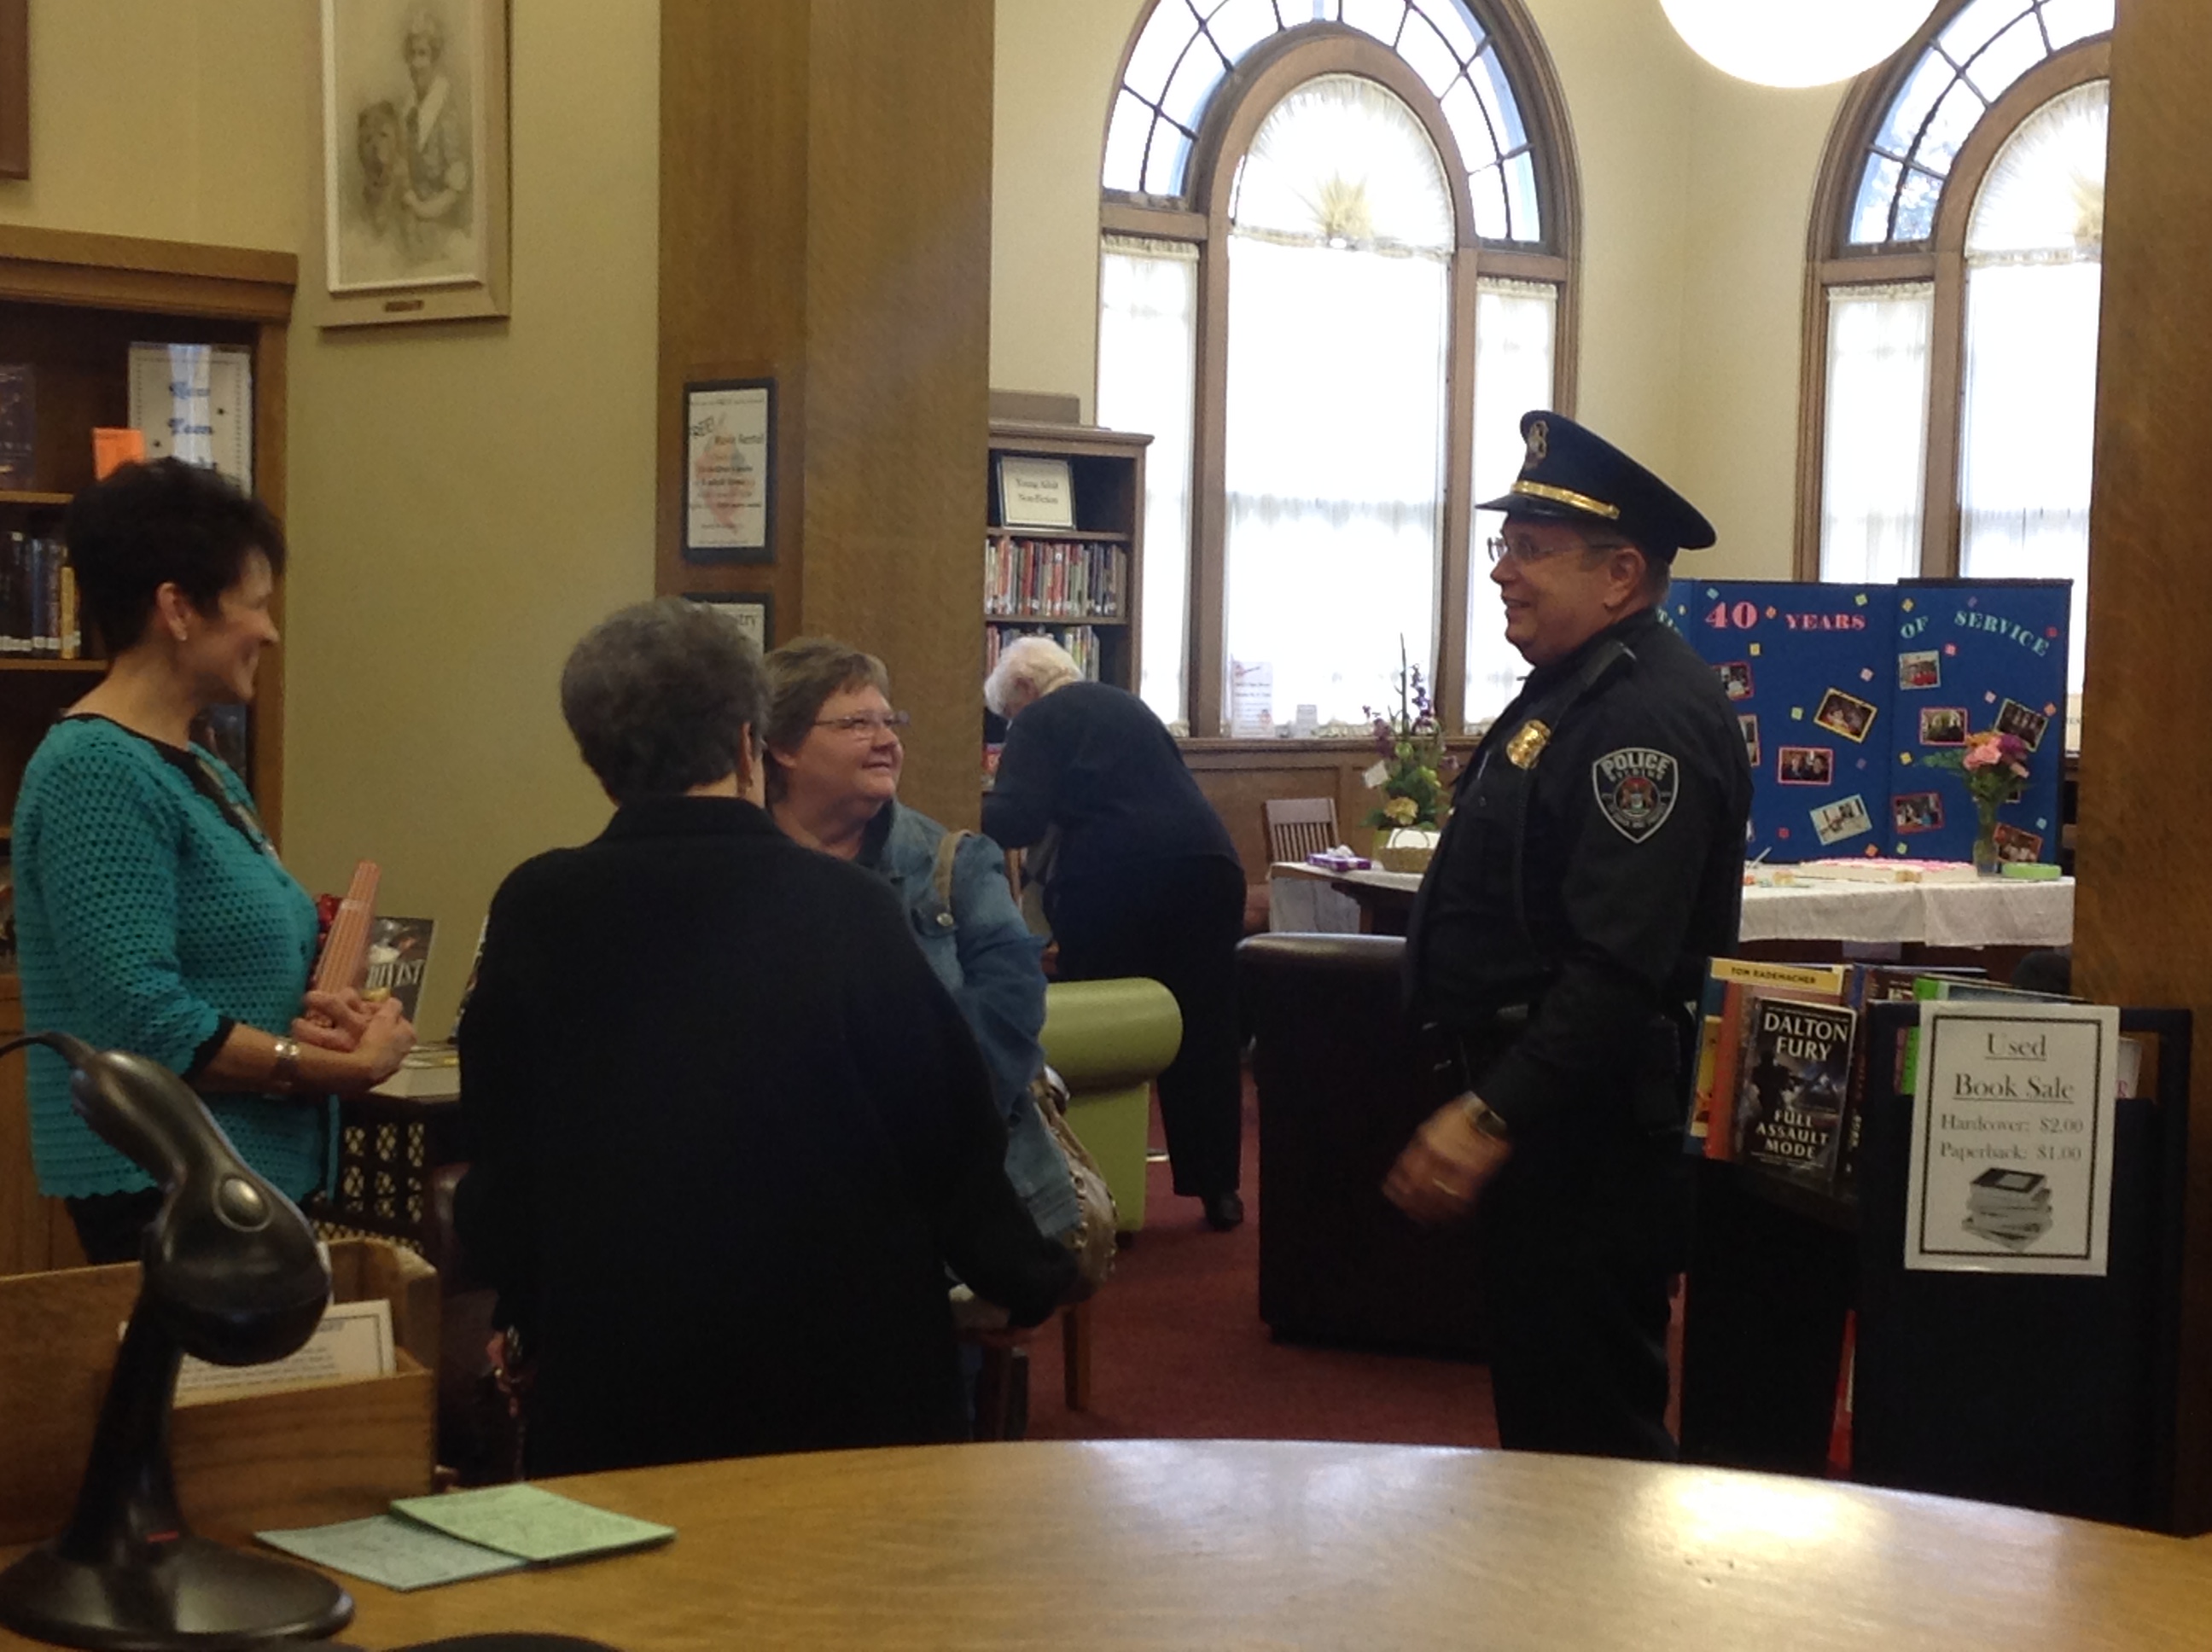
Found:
[0,1031,355,1650]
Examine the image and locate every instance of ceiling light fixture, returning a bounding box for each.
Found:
[1660,0,1941,90]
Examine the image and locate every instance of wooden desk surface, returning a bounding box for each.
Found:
[9,1440,2211,1649]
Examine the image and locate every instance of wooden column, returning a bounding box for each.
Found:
[657,0,993,830]
[2075,0,2212,1531]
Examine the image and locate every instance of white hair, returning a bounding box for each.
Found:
[985,635,1082,718]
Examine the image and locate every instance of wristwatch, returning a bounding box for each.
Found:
[1460,1092,1512,1142]
[270,1037,301,1092]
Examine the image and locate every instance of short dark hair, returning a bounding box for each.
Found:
[560,597,767,805]
[760,637,890,802]
[1577,528,1671,603]
[62,459,288,655]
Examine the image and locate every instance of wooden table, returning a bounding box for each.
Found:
[9,1440,2211,1649]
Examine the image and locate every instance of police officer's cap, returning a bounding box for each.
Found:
[1476,410,1715,561]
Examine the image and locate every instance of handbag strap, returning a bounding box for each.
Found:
[932,828,969,911]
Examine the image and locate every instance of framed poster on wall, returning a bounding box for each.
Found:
[684,379,776,563]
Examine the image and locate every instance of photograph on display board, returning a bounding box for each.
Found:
[1892,791,1944,834]
[1810,794,1873,847]
[1996,697,2051,752]
[1899,649,1941,689]
[1738,715,1760,768]
[1994,823,2045,863]
[1813,688,1877,743]
[1776,746,1832,787]
[1918,706,1967,746]
[1715,660,1754,701]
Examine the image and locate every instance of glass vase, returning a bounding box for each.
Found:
[1971,799,2001,876]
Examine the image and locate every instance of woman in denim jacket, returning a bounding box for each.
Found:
[763,637,1079,1243]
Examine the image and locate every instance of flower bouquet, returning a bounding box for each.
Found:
[1362,643,1452,871]
[1920,729,2030,875]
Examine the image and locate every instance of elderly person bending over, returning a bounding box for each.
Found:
[455,600,1074,1476]
[982,637,1248,1232]
[763,637,1078,1248]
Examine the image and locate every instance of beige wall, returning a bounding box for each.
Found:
[987,0,1851,578]
[2,0,661,1034]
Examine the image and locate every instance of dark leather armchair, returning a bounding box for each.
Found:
[1238,934,1486,1357]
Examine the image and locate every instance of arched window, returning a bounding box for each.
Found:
[1097,0,1577,736]
[1803,0,2111,743]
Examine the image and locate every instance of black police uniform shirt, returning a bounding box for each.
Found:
[1408,603,1752,1135]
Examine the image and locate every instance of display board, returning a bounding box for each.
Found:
[1665,579,2070,864]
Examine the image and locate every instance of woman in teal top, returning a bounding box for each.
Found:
[12,460,414,1262]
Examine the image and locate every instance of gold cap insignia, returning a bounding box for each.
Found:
[1525,420,1549,468]
[1506,719,1551,769]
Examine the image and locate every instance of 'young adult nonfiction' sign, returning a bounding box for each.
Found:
[1904,1001,2119,1276]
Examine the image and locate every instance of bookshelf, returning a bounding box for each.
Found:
[985,420,1150,701]
[0,225,294,1279]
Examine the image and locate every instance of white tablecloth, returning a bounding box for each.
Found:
[1737,876,2075,947]
[1270,862,2075,949]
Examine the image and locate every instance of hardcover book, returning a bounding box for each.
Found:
[1736,992,1859,1180]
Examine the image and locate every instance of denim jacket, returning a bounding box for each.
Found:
[864,802,1079,1240]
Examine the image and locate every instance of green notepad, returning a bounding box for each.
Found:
[257,1484,674,1592]
[387,1484,676,1565]
[256,1515,528,1593]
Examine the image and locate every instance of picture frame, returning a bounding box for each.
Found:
[309,0,510,329]
[684,590,775,654]
[684,379,776,563]
[1813,687,1877,743]
[998,456,1076,531]
[0,0,26,182]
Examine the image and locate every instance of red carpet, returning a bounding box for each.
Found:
[1020,1080,1502,1446]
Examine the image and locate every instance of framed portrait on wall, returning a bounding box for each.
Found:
[0,0,26,181]
[310,0,510,328]
[684,379,777,562]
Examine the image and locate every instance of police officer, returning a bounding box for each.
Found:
[1383,410,1751,1460]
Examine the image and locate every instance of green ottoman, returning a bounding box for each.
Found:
[1039,978,1182,1234]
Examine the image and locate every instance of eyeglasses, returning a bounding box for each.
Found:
[1484,534,1576,566]
[813,710,911,736]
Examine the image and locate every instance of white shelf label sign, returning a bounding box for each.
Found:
[1904,1001,2121,1276]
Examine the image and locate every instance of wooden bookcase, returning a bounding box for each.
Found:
[0,226,294,1278]
[985,420,1150,701]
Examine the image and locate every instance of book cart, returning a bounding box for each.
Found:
[1680,998,2195,1533]
[984,420,1148,703]
[0,228,293,1280]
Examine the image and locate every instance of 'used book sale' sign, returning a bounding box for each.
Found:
[1903,1002,2120,1276]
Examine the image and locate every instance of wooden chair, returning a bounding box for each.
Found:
[1265,796,1340,865]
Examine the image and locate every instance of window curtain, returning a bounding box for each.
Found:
[1959,79,2106,718]
[1220,74,1454,731]
[1097,236,1199,729]
[1819,283,1933,587]
[1222,233,1449,730]
[1466,277,1557,728]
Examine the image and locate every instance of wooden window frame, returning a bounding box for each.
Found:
[1100,3,1578,737]
[1796,9,2110,580]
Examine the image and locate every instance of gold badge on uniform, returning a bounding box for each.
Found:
[1505,719,1551,768]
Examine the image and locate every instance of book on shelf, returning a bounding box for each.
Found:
[1,532,83,660]
[1734,992,1859,1182]
[1689,957,1850,1155]
[363,915,435,1024]
[985,533,1127,620]
[0,363,32,487]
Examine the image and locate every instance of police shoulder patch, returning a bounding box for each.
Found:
[1592,747,1678,842]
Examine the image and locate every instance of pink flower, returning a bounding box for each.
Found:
[1961,740,2002,771]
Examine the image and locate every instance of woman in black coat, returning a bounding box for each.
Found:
[981,637,1249,1231]
[456,599,1074,1476]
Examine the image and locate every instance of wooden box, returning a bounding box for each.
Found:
[0,1236,437,1544]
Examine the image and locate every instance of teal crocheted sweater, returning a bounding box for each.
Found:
[12,716,331,1200]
